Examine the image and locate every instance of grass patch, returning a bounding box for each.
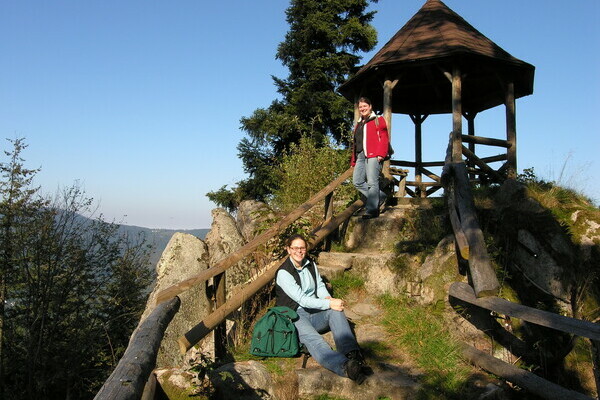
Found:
[329,272,365,299]
[378,294,472,398]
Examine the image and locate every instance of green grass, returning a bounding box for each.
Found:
[378,294,472,398]
[329,272,365,299]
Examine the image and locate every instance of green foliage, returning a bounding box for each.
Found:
[0,139,152,399]
[216,0,379,205]
[273,136,353,211]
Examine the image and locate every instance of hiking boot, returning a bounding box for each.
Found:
[346,349,366,366]
[346,349,373,376]
[343,359,366,385]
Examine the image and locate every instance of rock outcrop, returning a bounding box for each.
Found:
[205,208,254,295]
[140,232,211,368]
[237,200,275,242]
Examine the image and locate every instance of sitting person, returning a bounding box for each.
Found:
[275,234,367,384]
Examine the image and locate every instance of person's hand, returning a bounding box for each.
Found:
[329,298,345,311]
[377,156,383,162]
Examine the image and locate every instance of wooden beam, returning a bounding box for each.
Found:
[461,135,511,148]
[382,78,398,179]
[391,160,445,168]
[447,185,469,259]
[94,297,181,400]
[480,154,508,163]
[461,146,504,183]
[460,343,593,400]
[505,81,517,179]
[451,66,463,162]
[425,186,443,196]
[155,168,354,305]
[450,282,600,341]
[404,186,416,198]
[178,200,364,352]
[420,167,441,183]
[443,162,499,297]
[405,181,441,188]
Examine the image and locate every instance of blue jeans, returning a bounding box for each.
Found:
[353,151,386,215]
[294,307,360,377]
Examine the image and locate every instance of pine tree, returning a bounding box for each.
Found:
[208,0,378,205]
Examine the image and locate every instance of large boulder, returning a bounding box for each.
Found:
[209,361,277,400]
[345,209,408,252]
[140,232,211,368]
[494,180,574,304]
[205,208,253,295]
[236,200,275,242]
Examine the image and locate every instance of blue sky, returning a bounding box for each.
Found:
[1,1,598,229]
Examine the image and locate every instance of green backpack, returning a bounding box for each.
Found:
[250,306,299,357]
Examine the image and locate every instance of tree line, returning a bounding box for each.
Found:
[0,138,152,399]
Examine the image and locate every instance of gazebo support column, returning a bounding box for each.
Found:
[410,114,428,198]
[382,78,398,182]
[451,66,463,162]
[464,112,477,181]
[442,65,465,174]
[505,82,517,179]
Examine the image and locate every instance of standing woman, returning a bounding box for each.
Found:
[351,96,389,219]
[275,234,367,384]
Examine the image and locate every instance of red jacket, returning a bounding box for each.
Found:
[350,115,389,166]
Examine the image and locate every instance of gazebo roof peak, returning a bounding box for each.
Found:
[339,0,534,115]
[359,0,527,74]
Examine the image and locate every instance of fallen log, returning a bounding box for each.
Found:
[94,297,181,400]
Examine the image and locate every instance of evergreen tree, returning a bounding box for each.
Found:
[0,139,152,399]
[208,0,378,206]
[0,138,45,398]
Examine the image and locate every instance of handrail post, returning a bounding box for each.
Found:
[323,192,334,251]
[213,273,227,360]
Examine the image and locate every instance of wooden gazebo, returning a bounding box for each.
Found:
[339,0,535,198]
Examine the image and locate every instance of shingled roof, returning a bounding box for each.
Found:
[339,0,535,114]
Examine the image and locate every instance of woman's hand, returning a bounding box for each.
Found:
[328,297,345,311]
[377,156,383,162]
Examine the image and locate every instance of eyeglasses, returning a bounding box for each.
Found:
[289,246,306,252]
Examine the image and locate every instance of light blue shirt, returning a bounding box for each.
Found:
[276,258,331,310]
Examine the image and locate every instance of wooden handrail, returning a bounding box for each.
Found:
[450,282,600,341]
[154,167,354,305]
[460,134,511,148]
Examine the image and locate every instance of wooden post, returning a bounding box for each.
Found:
[213,273,226,360]
[323,192,334,251]
[411,114,427,198]
[505,81,517,179]
[465,112,477,181]
[382,78,398,181]
[451,66,463,162]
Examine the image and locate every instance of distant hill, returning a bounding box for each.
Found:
[116,224,210,269]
